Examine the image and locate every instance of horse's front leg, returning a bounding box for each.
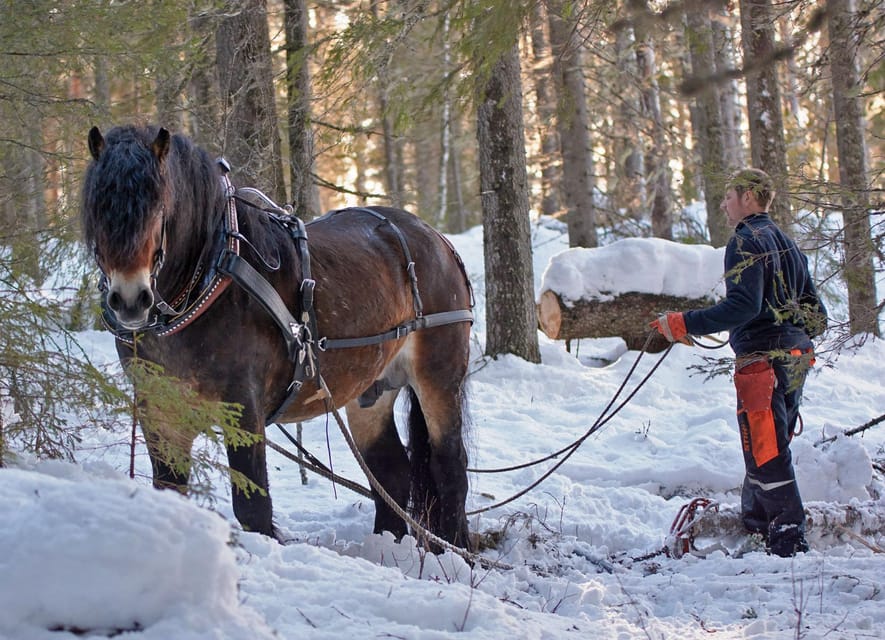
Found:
[141,418,192,493]
[225,405,275,537]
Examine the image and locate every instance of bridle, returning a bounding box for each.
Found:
[99,165,241,342]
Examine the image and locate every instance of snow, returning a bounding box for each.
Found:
[538,237,726,303]
[2,219,884,640]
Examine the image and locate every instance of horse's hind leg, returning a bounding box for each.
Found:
[407,330,471,549]
[406,384,470,550]
[345,389,410,539]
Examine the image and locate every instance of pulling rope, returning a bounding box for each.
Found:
[466,333,676,516]
[267,333,677,518]
[264,331,728,568]
[266,436,372,499]
[468,332,665,475]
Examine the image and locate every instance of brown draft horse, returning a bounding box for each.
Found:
[81,124,473,548]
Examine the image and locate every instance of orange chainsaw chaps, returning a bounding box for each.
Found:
[734,359,778,467]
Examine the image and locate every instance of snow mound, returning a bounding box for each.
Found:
[539,237,726,303]
[0,463,272,639]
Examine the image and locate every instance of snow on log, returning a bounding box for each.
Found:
[537,238,726,351]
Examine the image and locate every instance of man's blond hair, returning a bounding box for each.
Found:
[728,168,775,210]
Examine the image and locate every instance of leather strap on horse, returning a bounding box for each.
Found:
[216,202,473,424]
[318,309,475,350]
[217,239,320,425]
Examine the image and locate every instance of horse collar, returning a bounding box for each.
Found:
[101,165,240,343]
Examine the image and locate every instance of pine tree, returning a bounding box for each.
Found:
[827,0,881,336]
[477,44,540,363]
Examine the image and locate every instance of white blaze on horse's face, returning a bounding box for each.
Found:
[104,216,162,330]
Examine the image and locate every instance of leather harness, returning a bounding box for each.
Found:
[99,160,474,424]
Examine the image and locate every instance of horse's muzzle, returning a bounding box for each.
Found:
[106,272,155,330]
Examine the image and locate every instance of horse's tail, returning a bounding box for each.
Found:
[406,386,437,534]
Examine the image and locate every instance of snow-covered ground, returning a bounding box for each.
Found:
[1,218,883,640]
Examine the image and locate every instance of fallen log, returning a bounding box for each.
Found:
[537,289,716,353]
[688,501,885,550]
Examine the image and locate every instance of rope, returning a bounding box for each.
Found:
[266,437,373,499]
[468,332,663,475]
[689,334,730,350]
[466,334,674,516]
[265,330,724,566]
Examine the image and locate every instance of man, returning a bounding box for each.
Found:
[652,168,827,557]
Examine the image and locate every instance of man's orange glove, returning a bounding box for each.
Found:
[650,312,691,345]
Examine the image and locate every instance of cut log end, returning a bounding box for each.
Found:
[537,289,715,353]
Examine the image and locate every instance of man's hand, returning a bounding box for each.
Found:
[650,312,691,345]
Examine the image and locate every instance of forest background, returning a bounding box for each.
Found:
[0,0,882,464]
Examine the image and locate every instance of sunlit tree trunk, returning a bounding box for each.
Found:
[216,0,286,203]
[827,0,880,336]
[548,0,597,248]
[634,1,673,239]
[370,3,405,209]
[711,12,744,170]
[477,45,540,363]
[284,0,321,219]
[613,21,644,220]
[529,2,562,218]
[739,0,791,228]
[685,11,730,246]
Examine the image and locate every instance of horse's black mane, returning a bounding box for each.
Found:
[81,124,225,269]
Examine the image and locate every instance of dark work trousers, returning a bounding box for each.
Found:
[736,351,811,552]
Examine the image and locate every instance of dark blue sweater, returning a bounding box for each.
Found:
[683,213,827,356]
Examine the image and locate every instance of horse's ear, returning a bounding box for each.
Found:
[88,127,104,160]
[152,127,171,163]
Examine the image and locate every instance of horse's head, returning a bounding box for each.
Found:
[82,125,171,330]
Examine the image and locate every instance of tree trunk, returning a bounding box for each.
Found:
[185,9,220,148]
[437,11,453,226]
[711,12,744,170]
[371,3,405,209]
[93,56,111,121]
[155,70,183,132]
[684,11,730,247]
[739,0,791,228]
[548,0,597,248]
[216,0,286,203]
[613,23,644,220]
[449,114,467,234]
[827,0,880,336]
[634,3,673,240]
[284,0,321,219]
[477,45,540,363]
[529,2,562,218]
